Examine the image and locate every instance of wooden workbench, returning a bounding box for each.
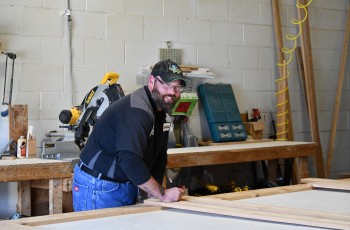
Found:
[0,158,71,216]
[167,141,317,183]
[1,178,349,229]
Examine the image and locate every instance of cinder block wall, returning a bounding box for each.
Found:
[0,0,349,217]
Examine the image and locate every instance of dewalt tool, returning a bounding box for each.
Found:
[205,184,220,193]
[59,72,124,149]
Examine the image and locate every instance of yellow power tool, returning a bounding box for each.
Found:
[59,72,124,149]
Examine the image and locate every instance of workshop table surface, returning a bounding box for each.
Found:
[0,158,71,182]
[167,141,317,168]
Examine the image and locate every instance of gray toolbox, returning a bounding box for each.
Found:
[198,83,247,142]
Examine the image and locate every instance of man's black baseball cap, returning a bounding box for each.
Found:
[151,59,186,87]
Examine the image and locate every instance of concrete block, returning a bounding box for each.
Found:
[126,0,163,16]
[21,8,63,36]
[314,8,347,30]
[198,44,229,68]
[244,25,273,47]
[313,50,340,70]
[230,46,259,69]
[164,0,196,18]
[125,41,159,66]
[229,0,259,24]
[144,16,178,42]
[212,22,243,45]
[259,47,274,69]
[85,39,124,65]
[71,65,105,92]
[243,69,272,91]
[179,19,211,43]
[106,14,143,40]
[87,0,125,13]
[20,64,64,92]
[70,11,105,39]
[0,7,20,34]
[198,0,229,21]
[43,38,67,65]
[259,3,273,25]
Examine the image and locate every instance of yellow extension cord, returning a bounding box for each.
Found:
[275,0,313,140]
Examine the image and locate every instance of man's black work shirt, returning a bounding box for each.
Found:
[80,86,169,185]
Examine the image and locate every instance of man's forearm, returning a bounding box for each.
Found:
[138,176,165,200]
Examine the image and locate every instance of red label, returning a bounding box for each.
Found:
[21,145,26,157]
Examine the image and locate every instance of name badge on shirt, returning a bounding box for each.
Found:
[163,122,171,132]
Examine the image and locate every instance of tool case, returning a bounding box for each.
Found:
[198,83,247,142]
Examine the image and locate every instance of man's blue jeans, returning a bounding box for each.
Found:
[72,163,138,212]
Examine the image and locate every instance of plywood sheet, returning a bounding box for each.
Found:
[35,209,317,230]
[238,190,350,215]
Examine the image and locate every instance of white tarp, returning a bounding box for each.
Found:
[0,115,9,153]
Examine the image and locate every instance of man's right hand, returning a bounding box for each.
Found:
[138,177,184,202]
[161,187,184,202]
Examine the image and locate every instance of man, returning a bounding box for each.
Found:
[72,59,185,211]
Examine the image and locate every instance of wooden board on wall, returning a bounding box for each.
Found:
[9,104,28,141]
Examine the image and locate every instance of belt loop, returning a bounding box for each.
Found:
[79,161,84,169]
[97,173,102,180]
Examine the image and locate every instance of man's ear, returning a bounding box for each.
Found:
[148,75,155,90]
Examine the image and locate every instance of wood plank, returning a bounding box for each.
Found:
[275,62,288,140]
[4,205,161,227]
[31,178,72,192]
[167,141,316,168]
[183,195,350,222]
[145,196,350,229]
[0,222,34,230]
[272,0,294,141]
[301,178,350,190]
[0,159,71,182]
[49,179,63,214]
[326,3,350,178]
[9,105,28,143]
[205,184,312,200]
[297,0,325,178]
[199,139,274,146]
[17,181,31,216]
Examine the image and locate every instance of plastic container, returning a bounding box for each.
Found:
[198,83,247,142]
[17,136,27,159]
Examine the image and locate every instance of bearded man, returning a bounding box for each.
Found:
[72,59,185,211]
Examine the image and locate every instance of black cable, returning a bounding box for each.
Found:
[2,54,8,104]
[8,54,16,104]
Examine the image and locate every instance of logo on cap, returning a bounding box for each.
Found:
[169,64,181,74]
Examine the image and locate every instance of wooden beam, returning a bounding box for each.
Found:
[3,205,161,227]
[297,0,325,178]
[17,181,31,217]
[326,3,350,178]
[166,141,317,168]
[204,183,312,200]
[49,179,63,215]
[301,178,350,190]
[276,61,288,140]
[296,47,308,112]
[272,0,294,141]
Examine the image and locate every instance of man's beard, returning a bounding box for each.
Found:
[151,86,178,114]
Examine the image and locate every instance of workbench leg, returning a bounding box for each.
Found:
[295,157,310,184]
[267,160,277,183]
[49,179,63,214]
[17,181,31,216]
